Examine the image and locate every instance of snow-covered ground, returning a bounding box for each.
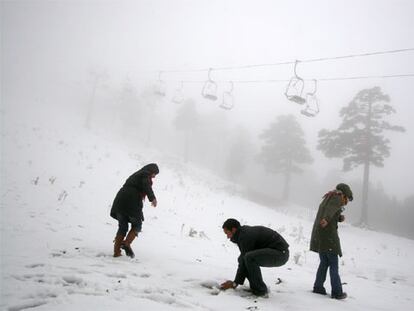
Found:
[1,119,413,311]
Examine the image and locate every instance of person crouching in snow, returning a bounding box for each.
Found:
[220,218,289,297]
[310,183,353,299]
[110,163,159,258]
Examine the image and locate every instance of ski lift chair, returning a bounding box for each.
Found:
[202,68,218,101]
[154,71,166,96]
[220,81,234,110]
[285,60,306,105]
[172,81,184,104]
[301,79,320,117]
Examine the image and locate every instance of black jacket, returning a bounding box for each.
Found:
[110,164,158,221]
[231,225,289,284]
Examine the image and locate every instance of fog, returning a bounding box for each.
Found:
[2,0,414,237]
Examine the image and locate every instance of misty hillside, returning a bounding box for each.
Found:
[2,0,414,240]
[1,119,413,311]
[2,1,414,310]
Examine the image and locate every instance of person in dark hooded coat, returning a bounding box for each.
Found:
[110,163,159,258]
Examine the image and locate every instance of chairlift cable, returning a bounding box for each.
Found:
[317,73,414,81]
[141,48,414,74]
[160,73,414,84]
[214,48,414,71]
[300,48,414,64]
[230,73,414,83]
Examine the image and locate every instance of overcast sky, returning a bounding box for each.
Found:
[2,0,414,198]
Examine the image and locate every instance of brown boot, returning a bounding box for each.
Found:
[113,235,124,257]
[121,229,137,258]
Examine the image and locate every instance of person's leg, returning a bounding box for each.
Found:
[313,252,329,294]
[121,216,142,258]
[326,252,344,298]
[129,216,143,235]
[243,248,289,295]
[114,214,129,257]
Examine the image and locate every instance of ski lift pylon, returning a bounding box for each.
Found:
[154,71,166,96]
[220,81,235,110]
[172,81,184,104]
[285,60,306,105]
[301,79,320,117]
[201,68,218,101]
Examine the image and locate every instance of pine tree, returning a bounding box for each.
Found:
[318,86,405,225]
[140,86,160,147]
[173,99,199,162]
[85,68,108,129]
[225,126,253,182]
[258,114,313,201]
[118,78,142,136]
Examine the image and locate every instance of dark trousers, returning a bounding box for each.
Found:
[242,248,289,294]
[116,213,142,236]
[314,252,343,296]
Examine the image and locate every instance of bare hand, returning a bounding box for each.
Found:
[320,218,328,228]
[151,199,157,208]
[220,280,236,290]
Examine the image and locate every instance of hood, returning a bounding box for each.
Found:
[141,163,159,175]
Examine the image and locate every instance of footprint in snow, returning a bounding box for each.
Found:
[62,275,84,285]
[25,263,45,269]
[106,272,127,279]
[140,273,151,278]
[7,299,48,311]
[50,250,67,257]
[12,273,45,283]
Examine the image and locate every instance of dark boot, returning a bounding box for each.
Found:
[313,287,327,295]
[251,288,269,297]
[121,229,137,258]
[113,235,124,257]
[332,292,347,300]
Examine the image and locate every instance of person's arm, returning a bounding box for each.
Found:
[142,178,157,206]
[233,232,256,285]
[320,195,342,227]
[221,253,246,289]
[233,254,247,285]
[238,233,256,255]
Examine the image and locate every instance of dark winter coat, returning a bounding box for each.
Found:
[310,191,344,257]
[231,225,289,284]
[110,163,159,221]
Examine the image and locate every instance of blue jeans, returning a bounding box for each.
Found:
[314,252,343,296]
[116,213,142,236]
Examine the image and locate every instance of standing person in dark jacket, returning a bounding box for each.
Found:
[110,163,159,258]
[310,183,353,300]
[220,218,289,297]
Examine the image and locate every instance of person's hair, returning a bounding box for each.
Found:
[222,218,241,230]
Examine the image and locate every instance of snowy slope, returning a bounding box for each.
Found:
[1,121,413,311]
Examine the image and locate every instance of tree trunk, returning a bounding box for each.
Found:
[282,170,291,201]
[360,100,373,226]
[184,130,190,163]
[360,160,370,225]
